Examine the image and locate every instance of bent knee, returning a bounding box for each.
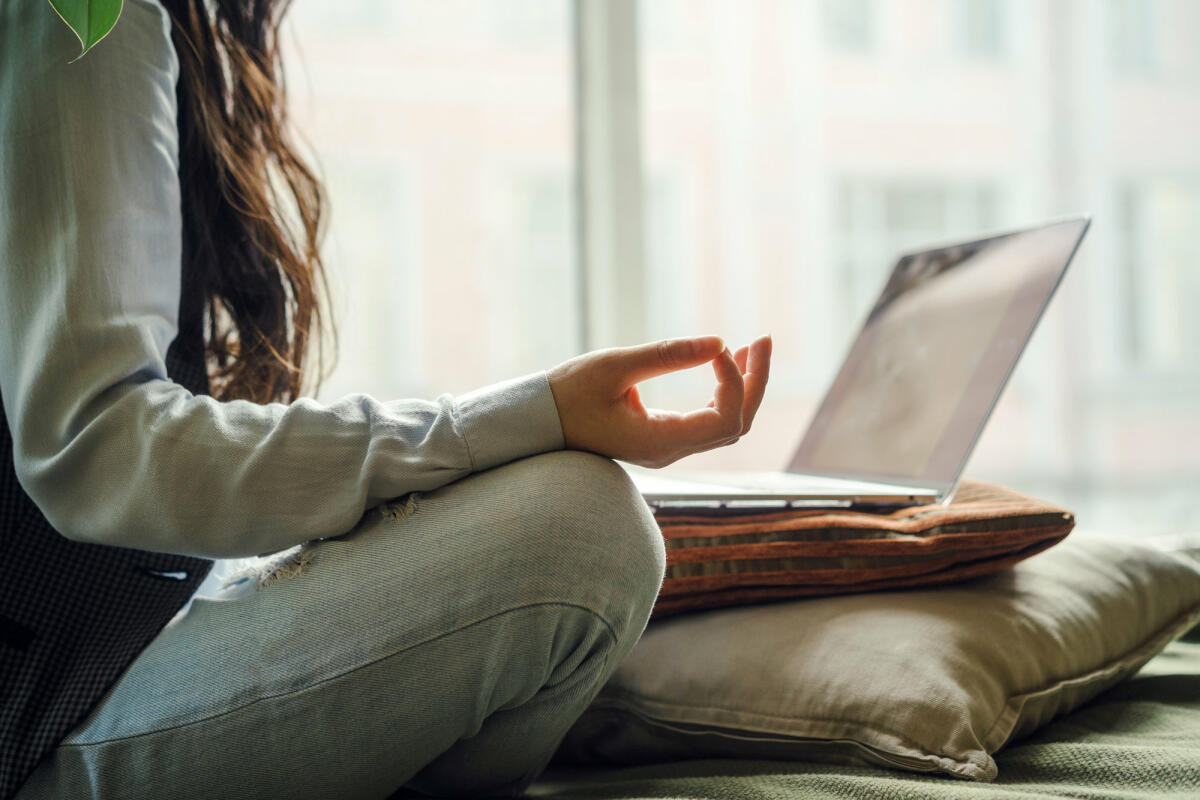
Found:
[515,450,664,565]
[487,450,666,637]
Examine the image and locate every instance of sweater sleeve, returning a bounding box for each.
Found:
[0,0,564,559]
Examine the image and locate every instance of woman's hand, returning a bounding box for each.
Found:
[547,334,772,468]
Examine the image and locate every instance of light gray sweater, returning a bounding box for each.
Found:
[0,0,565,560]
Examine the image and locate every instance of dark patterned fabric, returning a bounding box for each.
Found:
[0,333,214,799]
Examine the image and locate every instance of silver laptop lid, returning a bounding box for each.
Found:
[788,216,1090,498]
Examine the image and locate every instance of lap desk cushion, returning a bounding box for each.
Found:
[651,481,1074,617]
[557,536,1200,782]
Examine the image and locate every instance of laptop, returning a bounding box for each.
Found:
[628,215,1091,510]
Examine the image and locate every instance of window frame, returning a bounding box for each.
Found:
[573,0,647,350]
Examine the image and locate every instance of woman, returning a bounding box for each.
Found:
[0,0,771,797]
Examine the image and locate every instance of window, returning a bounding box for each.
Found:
[286,1,1199,539]
[285,0,575,398]
[315,159,424,402]
[822,0,874,52]
[478,169,578,380]
[958,0,1006,59]
[635,0,1199,535]
[1114,180,1200,373]
[487,0,568,43]
[1109,0,1158,75]
[835,179,1000,338]
[644,170,701,344]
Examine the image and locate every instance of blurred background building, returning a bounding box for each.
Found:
[283,0,1199,539]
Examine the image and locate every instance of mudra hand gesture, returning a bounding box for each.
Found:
[548,334,772,468]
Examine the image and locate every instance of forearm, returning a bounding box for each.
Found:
[12,371,563,559]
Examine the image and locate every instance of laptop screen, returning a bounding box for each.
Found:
[788,217,1089,490]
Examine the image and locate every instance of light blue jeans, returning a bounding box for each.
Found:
[17,451,666,799]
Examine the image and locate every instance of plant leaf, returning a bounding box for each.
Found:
[46,0,124,61]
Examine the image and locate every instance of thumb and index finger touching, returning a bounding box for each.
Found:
[610,335,728,385]
[608,337,743,409]
[607,334,763,452]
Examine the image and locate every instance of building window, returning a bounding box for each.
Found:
[286,0,576,398]
[1114,179,1200,372]
[822,0,874,52]
[486,0,569,44]
[1108,0,1158,75]
[315,159,425,401]
[958,0,1006,60]
[479,170,579,379]
[834,178,1001,328]
[644,170,700,342]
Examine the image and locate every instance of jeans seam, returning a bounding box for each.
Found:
[450,397,478,472]
[63,600,621,748]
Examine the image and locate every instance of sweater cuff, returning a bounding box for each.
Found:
[455,371,566,472]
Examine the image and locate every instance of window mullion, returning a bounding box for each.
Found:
[573,0,646,351]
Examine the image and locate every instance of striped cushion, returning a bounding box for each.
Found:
[652,481,1074,618]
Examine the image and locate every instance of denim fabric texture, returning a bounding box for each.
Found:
[16,451,666,799]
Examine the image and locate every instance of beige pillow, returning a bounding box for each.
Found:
[557,536,1200,781]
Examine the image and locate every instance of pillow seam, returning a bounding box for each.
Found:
[601,708,988,780]
[590,690,990,772]
[978,601,1200,751]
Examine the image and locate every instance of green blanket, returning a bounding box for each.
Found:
[529,635,1200,800]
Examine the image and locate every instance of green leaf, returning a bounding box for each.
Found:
[47,0,124,62]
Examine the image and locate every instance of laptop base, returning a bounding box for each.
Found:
[625,464,942,509]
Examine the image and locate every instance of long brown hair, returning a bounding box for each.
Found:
[161,0,332,404]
